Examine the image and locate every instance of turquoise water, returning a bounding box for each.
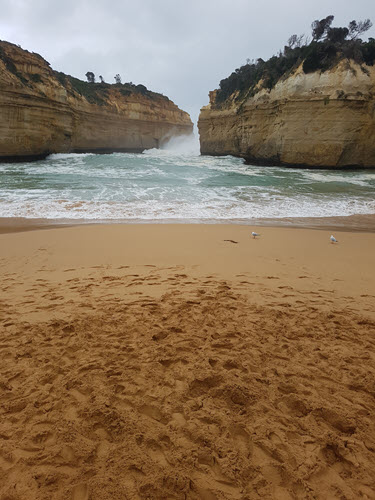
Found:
[0,136,374,221]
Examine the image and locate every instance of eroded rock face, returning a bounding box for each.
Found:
[0,41,193,161]
[198,62,375,168]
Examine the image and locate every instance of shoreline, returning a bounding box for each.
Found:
[0,213,375,234]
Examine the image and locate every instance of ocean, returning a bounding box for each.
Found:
[0,135,374,223]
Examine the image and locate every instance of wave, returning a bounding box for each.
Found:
[46,153,95,160]
[144,133,200,157]
[1,196,374,220]
[1,146,374,221]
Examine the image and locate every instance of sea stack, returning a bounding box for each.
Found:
[0,41,193,161]
[198,32,375,168]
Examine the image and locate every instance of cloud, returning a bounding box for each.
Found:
[0,0,374,123]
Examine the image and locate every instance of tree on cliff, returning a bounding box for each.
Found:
[287,34,306,49]
[85,72,95,83]
[311,16,334,41]
[114,74,122,84]
[311,16,372,44]
[99,75,105,83]
[348,19,373,40]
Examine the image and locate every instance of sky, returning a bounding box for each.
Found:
[0,0,374,124]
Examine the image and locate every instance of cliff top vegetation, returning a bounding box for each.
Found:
[214,16,375,106]
[0,40,170,106]
[54,71,169,106]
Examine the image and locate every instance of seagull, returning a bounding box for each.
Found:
[252,231,261,239]
[330,235,338,244]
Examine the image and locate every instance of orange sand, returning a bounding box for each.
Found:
[0,224,374,499]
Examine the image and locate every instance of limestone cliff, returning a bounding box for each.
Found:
[0,41,193,161]
[198,62,375,168]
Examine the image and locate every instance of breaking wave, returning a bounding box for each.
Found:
[0,136,374,221]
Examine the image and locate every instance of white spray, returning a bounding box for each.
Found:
[161,133,200,156]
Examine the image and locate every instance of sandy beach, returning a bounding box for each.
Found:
[0,223,374,499]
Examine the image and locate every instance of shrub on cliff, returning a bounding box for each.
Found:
[302,41,338,73]
[215,16,374,106]
[0,46,29,85]
[361,38,375,65]
[119,88,131,97]
[29,73,43,83]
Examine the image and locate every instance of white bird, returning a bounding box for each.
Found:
[252,231,261,239]
[330,234,338,244]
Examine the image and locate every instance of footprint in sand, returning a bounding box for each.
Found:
[229,425,253,456]
[139,404,168,424]
[72,483,89,500]
[145,439,169,466]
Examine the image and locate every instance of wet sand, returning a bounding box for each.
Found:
[0,224,374,499]
[0,213,374,235]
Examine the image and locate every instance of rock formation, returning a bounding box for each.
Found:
[198,62,375,168]
[0,41,193,161]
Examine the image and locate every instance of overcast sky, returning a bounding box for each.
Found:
[1,0,374,124]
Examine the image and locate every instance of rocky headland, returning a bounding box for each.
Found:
[0,41,193,161]
[198,18,375,168]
